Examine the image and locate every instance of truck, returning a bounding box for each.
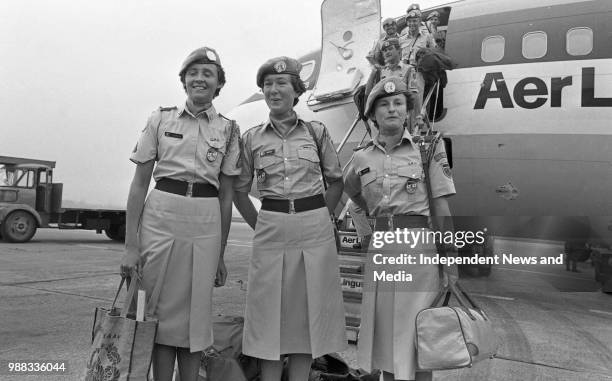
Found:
[0,156,125,243]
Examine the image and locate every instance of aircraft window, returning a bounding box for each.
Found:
[299,60,315,82]
[566,27,593,56]
[522,31,547,59]
[481,36,505,62]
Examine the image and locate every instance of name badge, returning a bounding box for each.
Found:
[358,167,370,176]
[165,132,183,139]
[260,149,275,157]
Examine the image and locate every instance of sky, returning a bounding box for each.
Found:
[0,0,441,208]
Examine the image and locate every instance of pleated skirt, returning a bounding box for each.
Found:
[138,188,221,352]
[358,228,440,380]
[242,207,347,360]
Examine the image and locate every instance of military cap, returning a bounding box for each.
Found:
[256,56,302,88]
[179,47,222,78]
[407,3,421,12]
[406,3,422,19]
[382,18,396,27]
[427,11,440,21]
[381,38,400,50]
[364,77,413,118]
[406,9,422,19]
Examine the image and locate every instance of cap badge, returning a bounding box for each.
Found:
[384,81,396,93]
[274,61,287,73]
[206,50,217,62]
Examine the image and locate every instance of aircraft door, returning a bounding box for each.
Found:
[309,0,380,106]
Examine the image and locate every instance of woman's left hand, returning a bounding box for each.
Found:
[215,258,227,287]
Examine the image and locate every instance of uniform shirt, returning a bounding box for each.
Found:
[343,129,455,217]
[399,29,436,65]
[130,104,241,189]
[366,32,400,66]
[234,116,342,200]
[365,62,420,98]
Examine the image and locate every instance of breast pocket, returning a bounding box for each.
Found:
[397,166,423,199]
[297,147,320,167]
[202,135,226,165]
[254,155,282,191]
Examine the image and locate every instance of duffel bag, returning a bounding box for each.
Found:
[415,282,498,370]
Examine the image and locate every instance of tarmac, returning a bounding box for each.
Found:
[1,225,611,380]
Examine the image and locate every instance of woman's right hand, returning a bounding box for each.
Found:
[120,247,141,278]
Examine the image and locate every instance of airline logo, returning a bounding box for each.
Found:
[474,67,612,109]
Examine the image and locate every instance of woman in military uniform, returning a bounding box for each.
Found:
[343,77,457,381]
[120,47,241,381]
[233,56,347,381]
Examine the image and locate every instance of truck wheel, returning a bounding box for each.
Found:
[105,223,126,242]
[1,211,37,243]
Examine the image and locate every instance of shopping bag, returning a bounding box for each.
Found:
[85,275,158,381]
[415,282,498,370]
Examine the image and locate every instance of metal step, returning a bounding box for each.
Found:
[338,229,367,343]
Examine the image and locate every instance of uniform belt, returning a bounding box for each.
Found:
[155,178,218,198]
[261,194,326,214]
[374,215,428,231]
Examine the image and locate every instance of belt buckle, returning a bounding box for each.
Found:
[288,199,296,214]
[186,182,194,197]
[388,215,394,231]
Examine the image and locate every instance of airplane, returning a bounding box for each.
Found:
[226,0,612,259]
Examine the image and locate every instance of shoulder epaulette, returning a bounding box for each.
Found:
[307,120,329,141]
[353,140,374,151]
[159,106,178,112]
[244,123,265,135]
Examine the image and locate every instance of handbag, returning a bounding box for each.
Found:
[415,282,498,370]
[86,274,158,381]
[308,353,380,381]
[202,316,260,381]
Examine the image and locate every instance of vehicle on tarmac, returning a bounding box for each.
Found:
[0,156,125,243]
[592,248,612,292]
[227,0,612,282]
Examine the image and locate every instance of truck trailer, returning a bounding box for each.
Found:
[0,156,125,243]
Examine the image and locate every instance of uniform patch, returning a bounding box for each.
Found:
[442,164,452,178]
[384,81,396,93]
[260,149,275,157]
[164,132,183,139]
[274,60,287,73]
[257,169,267,184]
[206,148,219,162]
[406,182,418,194]
[434,152,447,162]
[358,167,370,176]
